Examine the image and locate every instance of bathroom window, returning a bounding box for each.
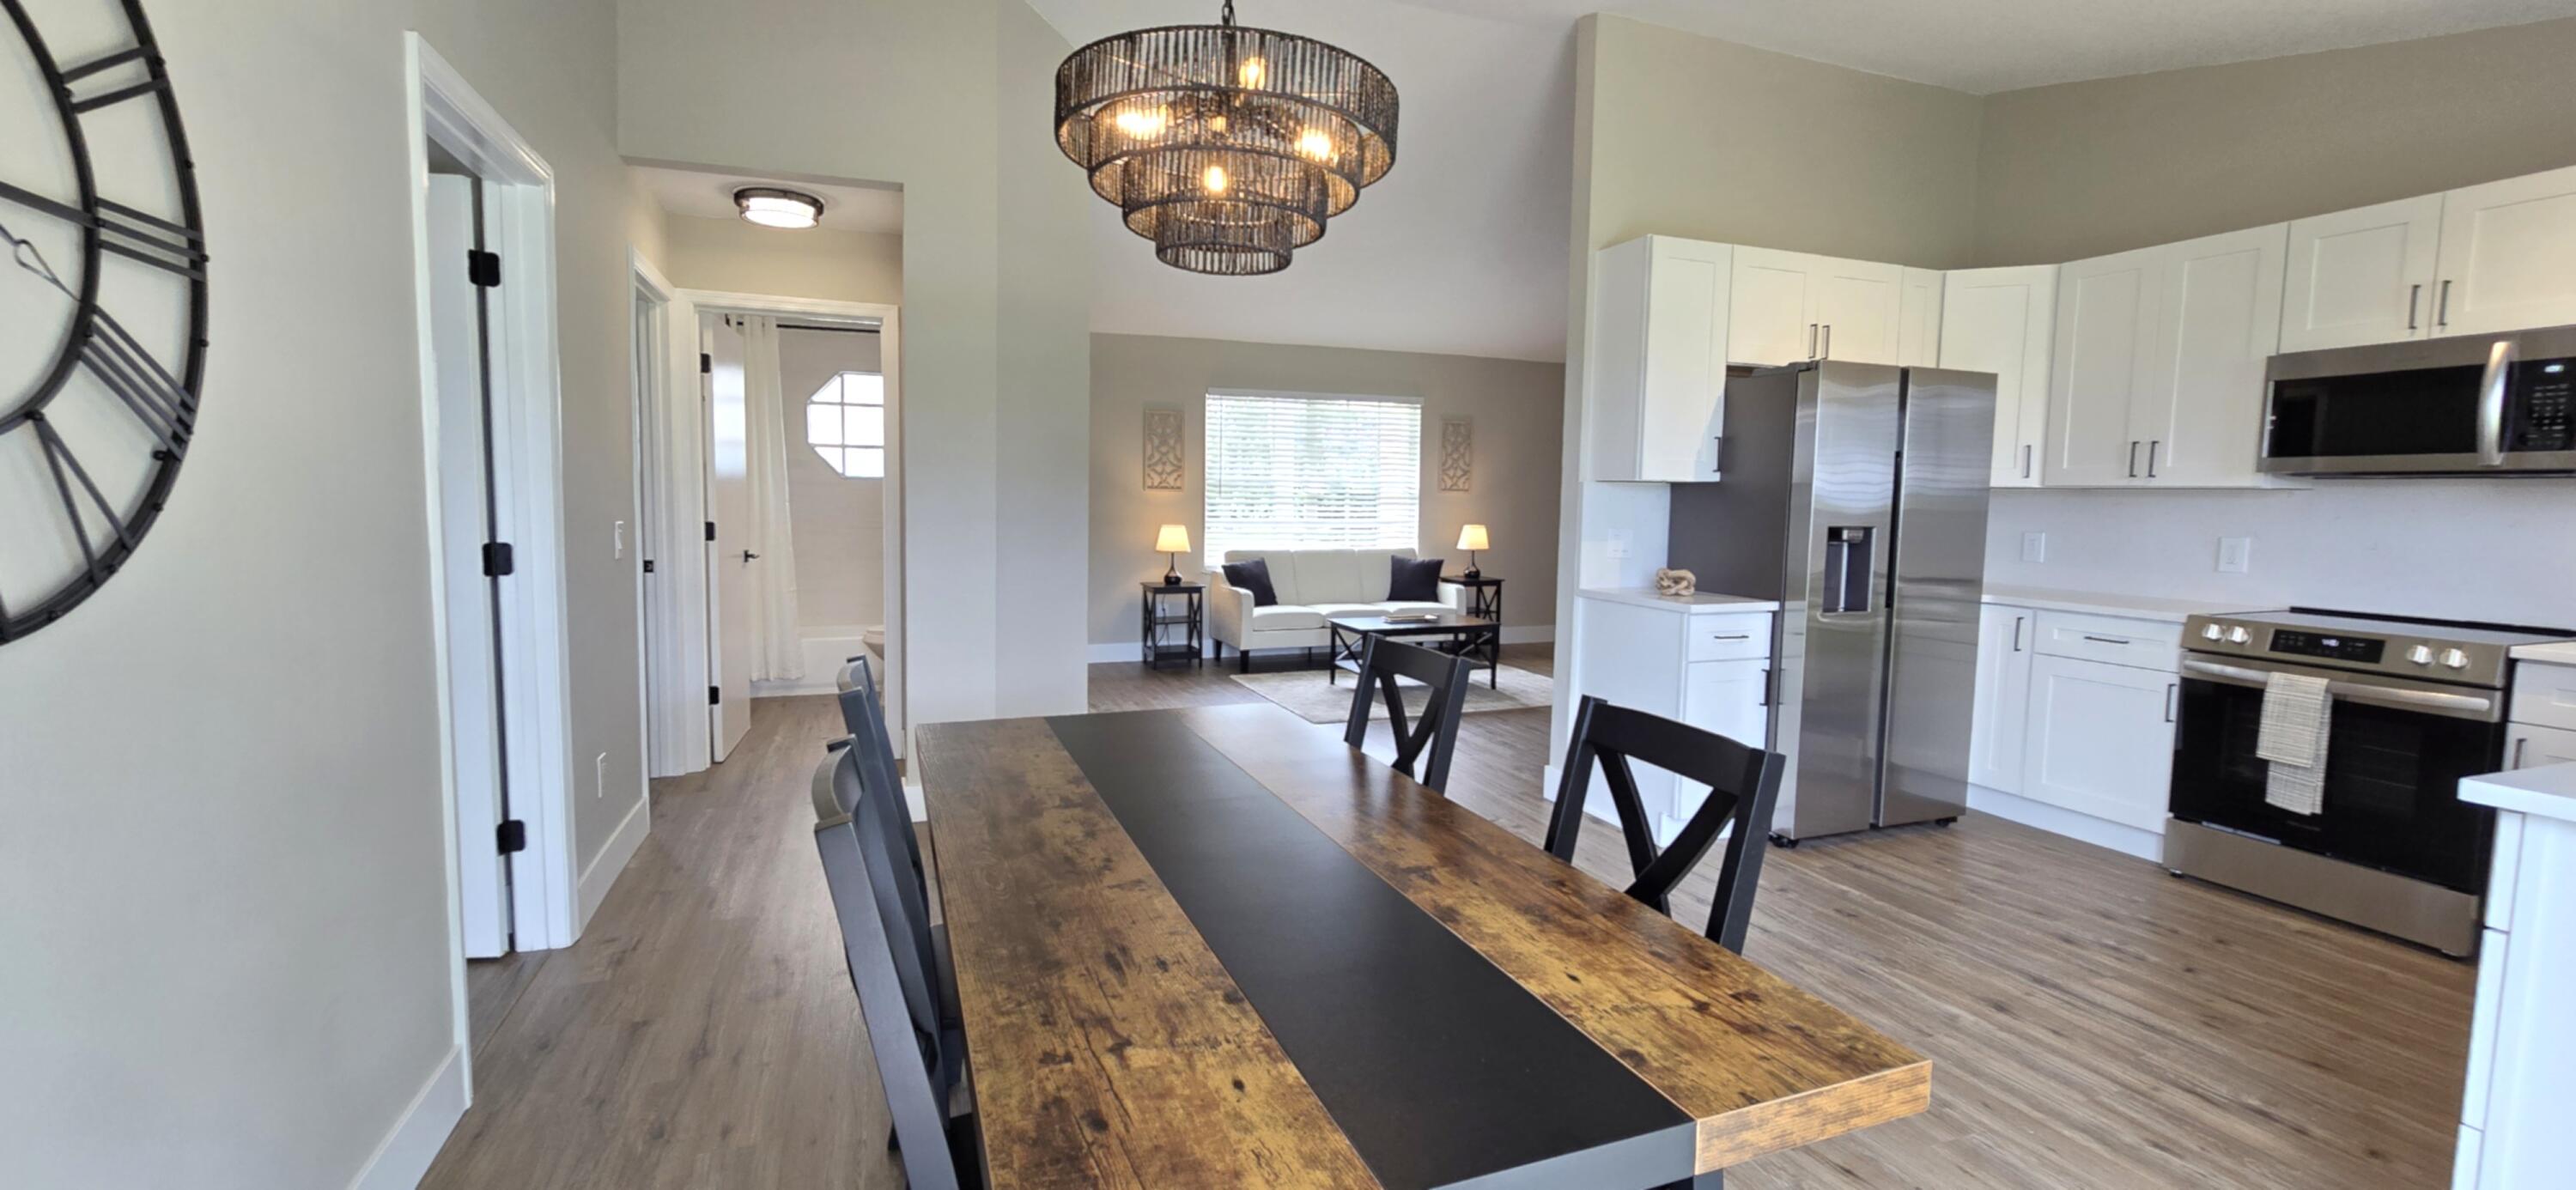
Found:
[806,372,885,478]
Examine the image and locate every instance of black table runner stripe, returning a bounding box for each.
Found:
[1047,712,1695,1190]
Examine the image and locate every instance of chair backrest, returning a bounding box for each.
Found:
[1540,695,1785,953]
[836,656,927,895]
[816,751,947,1080]
[813,802,965,1190]
[1342,634,1473,792]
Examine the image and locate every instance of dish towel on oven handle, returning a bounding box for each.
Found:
[2256,671,2333,815]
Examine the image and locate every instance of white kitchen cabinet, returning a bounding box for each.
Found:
[2435,164,2576,337]
[1939,265,2057,489]
[2509,722,2576,771]
[2281,194,2444,351]
[2020,653,2179,832]
[1726,248,1905,366]
[2044,225,2285,489]
[1898,267,1944,367]
[1677,657,1775,822]
[1589,236,1731,482]
[1568,591,1777,835]
[1969,604,2033,794]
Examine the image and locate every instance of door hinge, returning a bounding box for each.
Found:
[708,685,722,707]
[481,542,514,577]
[642,559,655,574]
[704,520,716,542]
[467,250,501,288]
[699,352,713,374]
[496,819,527,854]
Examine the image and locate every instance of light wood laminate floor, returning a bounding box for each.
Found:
[425,646,2473,1187]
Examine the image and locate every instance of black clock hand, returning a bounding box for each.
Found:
[0,215,76,300]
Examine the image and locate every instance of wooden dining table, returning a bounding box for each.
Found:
[916,703,1929,1189]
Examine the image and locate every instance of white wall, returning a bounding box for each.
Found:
[0,0,656,1185]
[659,214,902,306]
[776,328,886,633]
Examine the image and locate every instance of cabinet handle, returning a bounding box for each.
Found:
[2082,634,2132,645]
[1807,323,1818,360]
[2438,279,2452,328]
[2147,440,2160,479]
[2407,283,2421,331]
[2011,615,2025,653]
[1759,667,1772,707]
[2513,738,2529,768]
[2020,444,2033,479]
[2127,440,2141,478]
[1820,324,1833,360]
[1710,634,1751,641]
[2165,682,2178,724]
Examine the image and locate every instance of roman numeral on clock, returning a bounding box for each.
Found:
[60,45,165,114]
[78,308,193,457]
[29,414,133,583]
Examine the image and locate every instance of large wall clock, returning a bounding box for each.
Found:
[0,0,204,644]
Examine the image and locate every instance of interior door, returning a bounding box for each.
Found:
[2436,164,2576,337]
[2132,223,2284,487]
[1728,246,1819,365]
[1812,258,1904,364]
[2281,195,2442,352]
[2046,246,2162,486]
[428,174,510,958]
[1940,265,2057,488]
[704,317,753,762]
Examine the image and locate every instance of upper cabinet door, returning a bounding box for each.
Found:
[2133,223,2285,488]
[2435,165,2576,337]
[1898,267,1945,367]
[1940,265,2057,489]
[1639,240,1733,481]
[1728,246,1819,365]
[2045,246,2163,486]
[1812,256,1905,364]
[2281,195,2442,352]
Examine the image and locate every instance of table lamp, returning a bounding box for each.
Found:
[1456,524,1489,580]
[1155,524,1191,586]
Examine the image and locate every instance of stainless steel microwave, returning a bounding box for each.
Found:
[2261,325,2576,476]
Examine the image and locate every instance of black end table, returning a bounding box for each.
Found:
[1444,575,1503,624]
[1327,611,1502,690]
[1139,581,1205,670]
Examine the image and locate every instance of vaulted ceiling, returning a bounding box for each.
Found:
[1027,0,2573,362]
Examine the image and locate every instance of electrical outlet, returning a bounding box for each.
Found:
[2216,537,2251,574]
[613,520,626,560]
[2020,531,2047,563]
[594,751,609,798]
[1605,529,1631,560]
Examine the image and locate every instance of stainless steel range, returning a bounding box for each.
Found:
[2166,609,2574,956]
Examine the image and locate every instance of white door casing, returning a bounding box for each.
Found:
[704,318,753,762]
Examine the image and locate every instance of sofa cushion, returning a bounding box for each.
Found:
[1248,604,1325,632]
[1220,558,1279,607]
[1295,549,1364,604]
[1309,603,1394,622]
[1222,549,1298,605]
[1387,556,1443,601]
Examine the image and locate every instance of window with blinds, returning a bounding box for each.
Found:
[1202,392,1421,569]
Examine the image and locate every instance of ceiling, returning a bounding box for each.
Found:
[629,164,905,234]
[1033,1,2571,362]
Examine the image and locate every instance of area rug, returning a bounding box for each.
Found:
[1229,663,1553,725]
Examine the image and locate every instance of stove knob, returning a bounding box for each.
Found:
[2440,647,2471,671]
[2226,626,2251,645]
[2407,645,2435,666]
[2201,623,2225,641]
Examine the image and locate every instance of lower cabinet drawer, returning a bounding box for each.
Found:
[2512,663,2576,733]
[2030,610,2183,670]
[1687,614,1772,662]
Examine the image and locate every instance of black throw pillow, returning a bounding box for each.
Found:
[1221,557,1279,607]
[1388,556,1443,602]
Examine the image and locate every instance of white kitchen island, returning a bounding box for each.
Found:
[2454,762,2576,1188]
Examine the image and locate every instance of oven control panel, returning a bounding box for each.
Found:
[2269,630,2385,665]
[2513,358,2576,452]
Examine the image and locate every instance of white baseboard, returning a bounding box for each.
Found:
[752,678,839,698]
[1967,786,2164,862]
[1501,626,1555,646]
[576,792,652,931]
[349,1046,465,1190]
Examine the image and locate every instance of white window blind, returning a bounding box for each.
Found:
[1202,392,1420,569]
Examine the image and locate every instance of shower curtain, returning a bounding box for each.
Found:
[738,315,805,683]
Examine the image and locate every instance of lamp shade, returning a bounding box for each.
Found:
[1455,524,1490,552]
[1155,524,1192,554]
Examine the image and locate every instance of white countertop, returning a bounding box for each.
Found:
[2512,641,2576,665]
[1980,585,2270,625]
[2462,763,2576,823]
[1578,587,1781,614]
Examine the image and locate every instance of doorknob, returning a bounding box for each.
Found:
[742,549,761,563]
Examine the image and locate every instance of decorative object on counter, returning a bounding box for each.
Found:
[1439,418,1473,490]
[1154,524,1192,585]
[1142,406,1184,489]
[1052,0,1399,276]
[1455,524,1488,578]
[1656,568,1697,597]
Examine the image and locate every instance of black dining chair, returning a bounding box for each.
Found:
[811,775,984,1189]
[1540,695,1786,954]
[1341,634,1474,792]
[834,656,927,900]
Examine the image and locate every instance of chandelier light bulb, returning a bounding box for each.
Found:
[1297,128,1335,161]
[1237,57,1267,88]
[1115,106,1167,137]
[1202,165,1230,194]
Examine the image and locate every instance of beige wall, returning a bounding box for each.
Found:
[659,213,902,305]
[1977,16,2576,265]
[776,328,887,632]
[1090,334,1564,649]
[620,0,1093,723]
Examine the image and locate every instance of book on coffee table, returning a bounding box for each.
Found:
[1380,611,1440,623]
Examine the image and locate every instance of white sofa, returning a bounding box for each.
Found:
[1207,548,1465,671]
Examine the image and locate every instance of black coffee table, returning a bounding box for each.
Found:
[1325,611,1502,689]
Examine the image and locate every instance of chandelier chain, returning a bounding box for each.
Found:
[1219,0,1235,27]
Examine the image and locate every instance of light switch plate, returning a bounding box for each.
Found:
[594,751,609,798]
[2217,537,2251,574]
[613,520,627,559]
[2020,531,2046,563]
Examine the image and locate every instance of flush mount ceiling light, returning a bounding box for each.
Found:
[1054,0,1398,276]
[734,186,824,230]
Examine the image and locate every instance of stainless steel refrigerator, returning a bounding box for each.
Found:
[1668,361,1996,843]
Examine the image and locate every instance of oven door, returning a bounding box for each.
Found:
[2167,655,2503,892]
